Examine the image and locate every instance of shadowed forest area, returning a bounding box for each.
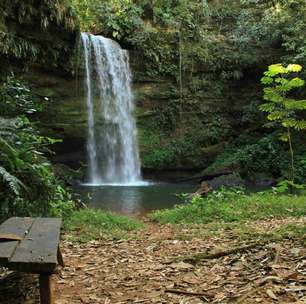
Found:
[0,0,305,303]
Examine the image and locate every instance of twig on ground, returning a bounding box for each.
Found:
[165,288,210,297]
[273,245,281,264]
[172,241,265,264]
[236,276,283,303]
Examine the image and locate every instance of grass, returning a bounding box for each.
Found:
[64,209,144,242]
[151,188,306,224]
[275,222,306,243]
[63,188,306,243]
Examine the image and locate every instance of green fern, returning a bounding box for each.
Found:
[0,166,24,196]
[0,137,19,167]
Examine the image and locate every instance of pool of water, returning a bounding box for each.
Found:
[75,183,197,215]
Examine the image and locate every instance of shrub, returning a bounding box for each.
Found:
[0,76,74,221]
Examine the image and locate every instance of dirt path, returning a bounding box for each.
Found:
[0,217,305,304]
[55,218,306,304]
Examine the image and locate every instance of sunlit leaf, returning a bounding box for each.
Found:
[287,64,302,73]
[284,99,306,110]
[289,77,305,88]
[266,64,288,76]
[279,133,288,142]
[261,76,273,85]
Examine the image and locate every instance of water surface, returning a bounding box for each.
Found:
[76,183,196,215]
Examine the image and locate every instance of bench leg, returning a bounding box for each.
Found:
[39,273,54,304]
[57,245,65,267]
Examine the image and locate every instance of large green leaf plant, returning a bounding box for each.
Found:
[260,63,306,183]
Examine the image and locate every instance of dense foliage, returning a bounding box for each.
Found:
[0,76,74,221]
[0,0,78,72]
[1,0,306,194]
[70,0,306,179]
[71,0,306,76]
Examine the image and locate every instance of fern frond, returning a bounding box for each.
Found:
[0,137,18,169]
[284,99,306,110]
[294,120,306,130]
[0,166,24,196]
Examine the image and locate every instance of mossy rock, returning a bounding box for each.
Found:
[134,81,178,104]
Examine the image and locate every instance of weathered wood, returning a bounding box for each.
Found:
[0,233,23,242]
[39,273,54,304]
[9,218,62,273]
[0,217,34,264]
[0,217,63,304]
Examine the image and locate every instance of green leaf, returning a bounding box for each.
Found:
[259,103,274,112]
[294,120,306,130]
[284,99,306,110]
[279,133,289,142]
[261,76,273,85]
[267,110,286,121]
[266,64,288,76]
[282,118,297,128]
[289,77,305,88]
[274,77,288,85]
[263,87,283,103]
[287,64,302,73]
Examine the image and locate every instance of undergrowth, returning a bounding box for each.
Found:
[151,188,306,224]
[0,76,75,221]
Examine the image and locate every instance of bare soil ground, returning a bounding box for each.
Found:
[0,217,305,304]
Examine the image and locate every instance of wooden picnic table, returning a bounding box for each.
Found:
[0,217,64,304]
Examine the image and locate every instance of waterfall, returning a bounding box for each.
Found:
[81,33,142,185]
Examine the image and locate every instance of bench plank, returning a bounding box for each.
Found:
[0,217,34,264]
[9,218,62,273]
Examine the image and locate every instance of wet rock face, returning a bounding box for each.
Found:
[30,64,261,173]
[207,173,245,190]
[25,67,87,168]
[15,54,260,178]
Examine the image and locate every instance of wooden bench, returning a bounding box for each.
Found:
[0,217,64,304]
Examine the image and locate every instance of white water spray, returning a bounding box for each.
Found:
[81,33,143,185]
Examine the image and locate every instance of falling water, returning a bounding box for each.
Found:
[81,33,142,185]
